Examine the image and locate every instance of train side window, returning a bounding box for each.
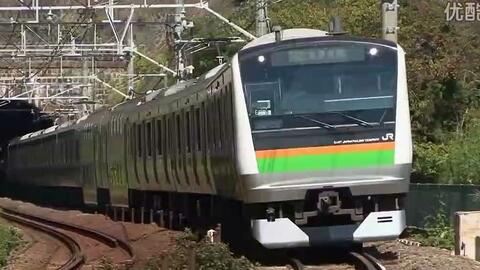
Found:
[210,100,216,149]
[131,125,135,157]
[65,138,69,164]
[195,107,201,151]
[76,140,80,162]
[176,114,181,154]
[186,110,191,153]
[216,97,222,149]
[205,103,210,149]
[168,115,173,157]
[137,124,142,157]
[146,121,152,157]
[157,119,162,155]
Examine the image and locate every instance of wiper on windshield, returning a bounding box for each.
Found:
[331,112,375,127]
[293,115,335,129]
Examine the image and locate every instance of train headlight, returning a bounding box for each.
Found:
[368,47,379,56]
[257,55,266,63]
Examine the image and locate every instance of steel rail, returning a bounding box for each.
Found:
[2,208,135,261]
[349,251,384,270]
[289,257,305,270]
[0,207,135,268]
[0,210,85,270]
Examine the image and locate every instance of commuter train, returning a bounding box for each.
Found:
[4,29,412,248]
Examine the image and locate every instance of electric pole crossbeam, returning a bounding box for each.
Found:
[0,0,257,121]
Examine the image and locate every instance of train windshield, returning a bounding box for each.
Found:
[239,41,398,130]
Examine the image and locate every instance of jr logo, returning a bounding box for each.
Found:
[382,133,394,141]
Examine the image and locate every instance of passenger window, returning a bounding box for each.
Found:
[211,100,216,149]
[216,97,222,149]
[176,114,181,154]
[186,111,191,153]
[205,103,210,149]
[168,116,173,155]
[137,124,142,157]
[157,119,162,155]
[195,107,201,151]
[147,121,152,157]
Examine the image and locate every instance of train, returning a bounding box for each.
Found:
[3,28,412,249]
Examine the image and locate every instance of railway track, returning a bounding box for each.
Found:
[0,206,135,269]
[286,250,385,270]
[349,251,385,270]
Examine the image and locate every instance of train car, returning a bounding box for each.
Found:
[5,28,412,249]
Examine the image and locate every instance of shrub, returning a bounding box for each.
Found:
[153,229,254,270]
[0,226,22,267]
[410,202,455,250]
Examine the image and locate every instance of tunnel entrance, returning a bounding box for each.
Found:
[0,100,54,183]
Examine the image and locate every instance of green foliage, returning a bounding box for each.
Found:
[97,257,117,270]
[412,142,448,182]
[0,226,21,267]
[413,122,480,184]
[440,122,480,184]
[148,229,254,270]
[411,202,455,250]
[194,241,253,270]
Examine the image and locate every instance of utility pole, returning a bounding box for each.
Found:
[176,0,185,79]
[256,0,269,37]
[127,24,135,95]
[382,0,399,43]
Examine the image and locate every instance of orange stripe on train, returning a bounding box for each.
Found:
[255,142,395,158]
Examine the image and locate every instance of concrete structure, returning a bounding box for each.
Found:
[455,211,480,261]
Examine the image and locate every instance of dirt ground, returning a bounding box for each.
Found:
[0,198,179,269]
[0,219,71,270]
[366,241,480,270]
[2,198,480,269]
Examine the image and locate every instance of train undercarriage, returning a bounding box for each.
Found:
[0,179,406,251]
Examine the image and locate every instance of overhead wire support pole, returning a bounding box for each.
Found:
[93,76,130,99]
[382,0,399,43]
[256,0,268,37]
[199,2,257,41]
[128,49,177,76]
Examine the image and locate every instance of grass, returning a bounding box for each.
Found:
[0,225,21,267]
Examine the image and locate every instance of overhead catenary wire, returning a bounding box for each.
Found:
[0,9,95,106]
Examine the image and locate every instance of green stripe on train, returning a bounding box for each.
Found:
[256,150,395,173]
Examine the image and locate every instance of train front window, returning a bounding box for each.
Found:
[239,42,397,130]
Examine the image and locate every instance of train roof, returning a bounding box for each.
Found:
[10,62,229,145]
[240,28,398,54]
[242,28,329,50]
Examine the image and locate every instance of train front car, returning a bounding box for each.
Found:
[231,29,412,248]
